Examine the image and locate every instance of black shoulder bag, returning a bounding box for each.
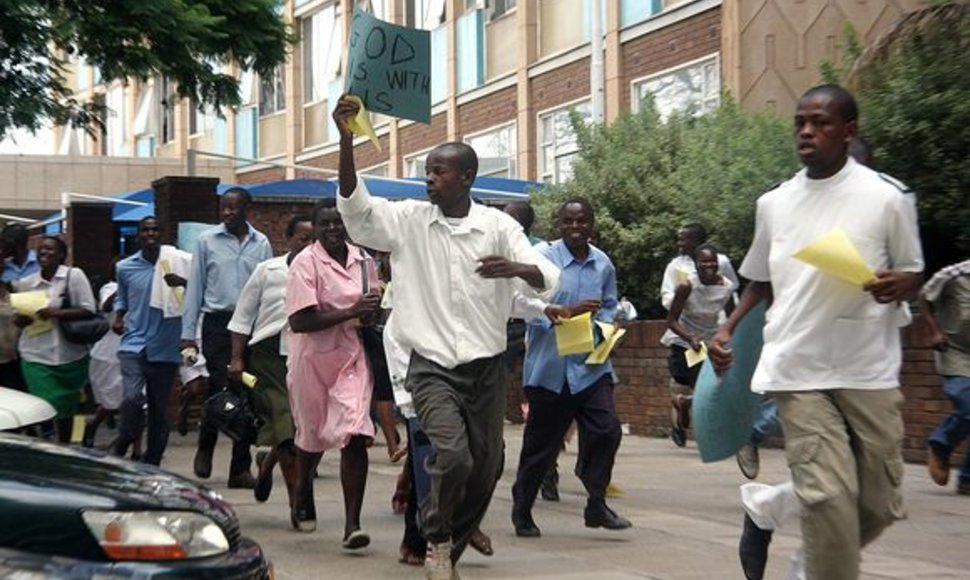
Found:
[59,268,111,344]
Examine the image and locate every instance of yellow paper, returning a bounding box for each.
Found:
[684,342,708,368]
[10,290,53,336]
[344,95,382,151]
[70,415,86,443]
[792,228,875,286]
[675,266,690,284]
[555,312,594,356]
[585,321,626,365]
[241,372,258,389]
[159,259,185,309]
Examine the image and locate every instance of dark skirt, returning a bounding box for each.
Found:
[250,334,294,447]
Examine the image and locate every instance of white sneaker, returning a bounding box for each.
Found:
[425,541,453,580]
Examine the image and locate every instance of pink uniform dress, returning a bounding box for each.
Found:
[285,241,378,453]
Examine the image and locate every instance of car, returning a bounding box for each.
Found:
[0,387,271,579]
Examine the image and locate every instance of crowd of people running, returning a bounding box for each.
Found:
[1,83,967,580]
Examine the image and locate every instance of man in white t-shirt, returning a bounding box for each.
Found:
[660,223,738,310]
[710,85,923,580]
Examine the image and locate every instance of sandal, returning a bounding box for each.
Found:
[469,528,494,557]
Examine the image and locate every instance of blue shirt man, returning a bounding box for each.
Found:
[1,224,40,283]
[511,198,630,539]
[181,188,272,488]
[113,217,182,466]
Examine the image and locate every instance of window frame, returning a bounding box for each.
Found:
[536,97,592,184]
[463,122,517,178]
[630,53,720,119]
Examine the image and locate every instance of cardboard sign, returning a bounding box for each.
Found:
[346,8,431,124]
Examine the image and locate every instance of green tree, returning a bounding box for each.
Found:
[0,0,295,138]
[531,97,799,318]
[846,1,970,273]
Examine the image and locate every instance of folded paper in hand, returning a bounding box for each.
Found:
[792,228,875,286]
[555,312,594,356]
[586,321,626,364]
[684,342,707,368]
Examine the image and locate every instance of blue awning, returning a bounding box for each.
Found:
[359,175,542,201]
[216,178,337,198]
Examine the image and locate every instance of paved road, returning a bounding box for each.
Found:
[157,425,970,579]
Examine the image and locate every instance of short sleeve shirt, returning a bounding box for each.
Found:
[14,266,97,365]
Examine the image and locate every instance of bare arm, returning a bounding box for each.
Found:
[666,282,700,350]
[709,281,773,371]
[918,294,948,351]
[229,331,250,383]
[288,292,380,334]
[333,96,359,199]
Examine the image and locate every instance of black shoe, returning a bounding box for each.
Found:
[584,503,631,530]
[291,490,317,533]
[228,472,257,489]
[540,467,560,502]
[512,510,541,538]
[671,427,687,448]
[81,420,97,448]
[739,513,772,580]
[254,450,272,502]
[193,448,213,479]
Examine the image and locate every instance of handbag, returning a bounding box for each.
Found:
[59,268,111,345]
[203,386,261,443]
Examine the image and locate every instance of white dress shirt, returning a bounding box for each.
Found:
[227,255,290,355]
[14,266,97,366]
[337,177,560,369]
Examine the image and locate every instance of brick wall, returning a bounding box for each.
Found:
[236,166,286,184]
[458,86,518,135]
[399,113,448,157]
[506,316,955,465]
[531,59,591,113]
[151,176,220,246]
[621,7,722,111]
[247,199,317,253]
[66,204,115,283]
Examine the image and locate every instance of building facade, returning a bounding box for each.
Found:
[51,0,927,189]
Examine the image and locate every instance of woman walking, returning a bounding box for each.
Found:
[12,236,97,443]
[286,199,380,549]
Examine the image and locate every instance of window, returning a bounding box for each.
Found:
[489,0,516,19]
[404,149,432,177]
[105,84,128,156]
[406,0,446,30]
[363,162,389,177]
[355,0,386,19]
[632,55,720,120]
[538,101,591,184]
[159,77,177,144]
[302,4,343,104]
[259,66,286,117]
[465,124,516,178]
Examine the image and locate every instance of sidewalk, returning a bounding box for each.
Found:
[158,424,970,579]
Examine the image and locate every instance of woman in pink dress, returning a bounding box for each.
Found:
[286,198,380,549]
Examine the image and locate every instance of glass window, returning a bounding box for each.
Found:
[190,99,218,135]
[632,55,720,120]
[259,66,286,117]
[355,0,386,19]
[537,101,591,184]
[490,0,516,19]
[464,124,517,178]
[159,77,177,144]
[105,84,128,156]
[302,4,342,105]
[404,150,431,177]
[406,0,446,30]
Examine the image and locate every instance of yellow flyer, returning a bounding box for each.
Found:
[10,290,53,336]
[684,342,708,368]
[555,312,594,356]
[585,321,626,365]
[792,228,875,286]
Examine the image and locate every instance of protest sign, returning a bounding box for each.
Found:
[345,8,431,124]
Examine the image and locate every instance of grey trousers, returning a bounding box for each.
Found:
[407,351,507,562]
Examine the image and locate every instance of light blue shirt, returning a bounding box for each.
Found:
[181,223,273,340]
[116,252,181,364]
[522,240,618,394]
[2,250,39,283]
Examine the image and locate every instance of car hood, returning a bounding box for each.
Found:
[0,434,241,560]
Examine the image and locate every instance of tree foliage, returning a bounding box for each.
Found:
[846,1,970,273]
[531,97,799,318]
[0,0,295,138]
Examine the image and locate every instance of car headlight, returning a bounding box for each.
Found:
[81,511,230,560]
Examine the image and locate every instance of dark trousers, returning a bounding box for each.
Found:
[512,375,621,515]
[116,352,178,465]
[199,311,252,476]
[407,351,507,562]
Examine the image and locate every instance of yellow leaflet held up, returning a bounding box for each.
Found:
[792,228,875,286]
[555,311,594,356]
[685,342,708,368]
[586,321,626,365]
[10,290,53,336]
[241,372,258,389]
[159,259,185,309]
[344,95,382,151]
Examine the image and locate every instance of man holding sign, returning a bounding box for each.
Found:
[332,96,558,579]
[710,85,923,580]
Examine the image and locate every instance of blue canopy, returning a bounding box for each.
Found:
[359,175,542,201]
[216,178,337,198]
